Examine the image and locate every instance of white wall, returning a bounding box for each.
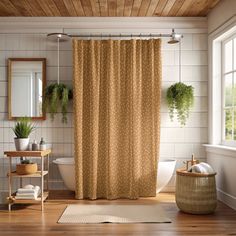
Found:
[0,17,208,201]
[208,0,236,34]
[207,0,236,210]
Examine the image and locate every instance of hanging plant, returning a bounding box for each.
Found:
[43,83,73,123]
[166,82,194,126]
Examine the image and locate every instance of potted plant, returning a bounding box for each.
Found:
[12,117,35,151]
[166,82,194,126]
[43,83,73,123]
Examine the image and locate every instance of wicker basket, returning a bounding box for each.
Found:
[16,163,38,175]
[176,169,217,214]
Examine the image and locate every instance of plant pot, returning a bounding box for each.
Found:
[16,163,38,175]
[14,138,29,151]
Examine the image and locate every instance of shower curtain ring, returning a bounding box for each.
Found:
[139,33,142,39]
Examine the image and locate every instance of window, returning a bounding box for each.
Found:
[222,34,236,144]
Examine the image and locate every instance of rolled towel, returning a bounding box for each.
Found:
[188,162,215,174]
[17,185,40,194]
[199,162,215,174]
[16,187,41,200]
[23,184,34,189]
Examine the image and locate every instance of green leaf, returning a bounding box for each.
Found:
[12,117,35,138]
[166,82,194,126]
[43,83,72,123]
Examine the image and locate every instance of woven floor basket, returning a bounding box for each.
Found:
[176,169,217,214]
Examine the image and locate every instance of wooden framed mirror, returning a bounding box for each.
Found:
[8,58,46,120]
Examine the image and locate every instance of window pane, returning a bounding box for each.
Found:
[225,40,233,73]
[225,73,233,107]
[225,109,233,140]
[234,110,236,140]
[234,39,236,70]
[234,73,236,105]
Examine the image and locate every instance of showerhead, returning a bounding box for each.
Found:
[47,33,71,42]
[168,29,182,44]
[168,38,179,44]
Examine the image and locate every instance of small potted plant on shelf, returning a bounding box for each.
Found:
[166,82,194,126]
[12,117,37,175]
[12,117,35,151]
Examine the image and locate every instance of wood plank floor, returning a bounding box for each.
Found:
[0,191,235,236]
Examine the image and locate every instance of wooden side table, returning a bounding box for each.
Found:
[4,150,51,211]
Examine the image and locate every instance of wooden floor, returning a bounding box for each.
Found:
[0,191,236,236]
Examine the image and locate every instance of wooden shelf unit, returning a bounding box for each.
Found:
[11,191,49,204]
[4,150,51,211]
[8,171,48,178]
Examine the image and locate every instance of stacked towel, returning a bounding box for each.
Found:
[15,185,41,200]
[188,162,215,174]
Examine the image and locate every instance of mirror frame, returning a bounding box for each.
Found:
[8,58,46,120]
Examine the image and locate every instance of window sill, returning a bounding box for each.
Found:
[203,144,236,158]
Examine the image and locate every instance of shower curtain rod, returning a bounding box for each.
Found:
[47,29,183,43]
[69,33,176,38]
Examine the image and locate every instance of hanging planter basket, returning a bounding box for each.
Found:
[166,82,194,126]
[45,33,72,123]
[43,83,73,123]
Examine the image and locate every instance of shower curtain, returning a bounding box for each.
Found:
[73,39,162,199]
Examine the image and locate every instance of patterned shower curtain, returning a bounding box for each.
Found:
[73,39,162,199]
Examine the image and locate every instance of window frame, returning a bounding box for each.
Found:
[222,33,236,146]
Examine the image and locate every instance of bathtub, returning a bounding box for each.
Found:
[53,158,176,193]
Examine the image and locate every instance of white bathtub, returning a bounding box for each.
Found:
[53,158,176,193]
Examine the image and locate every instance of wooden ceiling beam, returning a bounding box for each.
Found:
[175,0,194,16]
[71,0,85,16]
[0,0,222,17]
[117,0,125,16]
[80,0,93,16]
[25,0,46,16]
[108,0,117,16]
[52,0,70,16]
[153,0,168,16]
[124,0,133,17]
[90,0,100,16]
[167,0,185,16]
[138,0,151,16]
[199,0,220,16]
[36,0,54,16]
[161,0,176,16]
[0,0,21,16]
[9,0,32,16]
[63,0,78,16]
[146,0,160,16]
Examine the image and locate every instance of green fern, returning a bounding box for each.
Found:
[166,82,194,126]
[43,83,73,123]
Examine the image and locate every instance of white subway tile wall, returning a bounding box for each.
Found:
[0,32,207,199]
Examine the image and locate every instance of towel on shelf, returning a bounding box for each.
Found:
[17,185,40,194]
[188,162,215,174]
[15,185,41,200]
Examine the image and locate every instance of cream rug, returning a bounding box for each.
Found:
[58,204,171,224]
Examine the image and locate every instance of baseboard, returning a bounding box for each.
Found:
[217,188,236,210]
[160,186,175,193]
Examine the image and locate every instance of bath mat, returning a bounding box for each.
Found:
[58,204,171,224]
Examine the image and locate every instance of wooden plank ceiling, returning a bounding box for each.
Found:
[0,0,221,17]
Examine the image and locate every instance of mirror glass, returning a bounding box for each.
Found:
[8,59,46,120]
